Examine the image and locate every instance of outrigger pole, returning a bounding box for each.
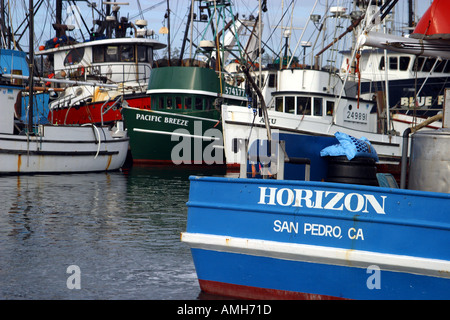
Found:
[28,0,34,133]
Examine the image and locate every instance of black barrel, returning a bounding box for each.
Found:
[325,156,378,186]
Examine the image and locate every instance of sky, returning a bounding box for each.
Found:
[14,0,433,60]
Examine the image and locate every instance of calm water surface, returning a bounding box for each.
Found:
[0,166,226,299]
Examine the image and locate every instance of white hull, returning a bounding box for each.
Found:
[222,105,404,166]
[0,124,129,174]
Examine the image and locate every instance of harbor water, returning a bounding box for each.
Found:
[0,166,226,300]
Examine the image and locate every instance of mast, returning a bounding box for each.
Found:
[1,0,16,49]
[28,0,34,133]
[178,0,194,65]
[408,0,414,34]
[55,0,62,37]
[1,0,5,48]
[258,0,262,97]
[166,0,171,65]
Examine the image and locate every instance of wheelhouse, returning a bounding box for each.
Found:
[273,94,335,117]
[151,94,215,111]
[37,38,165,86]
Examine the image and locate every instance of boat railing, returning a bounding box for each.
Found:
[49,63,152,91]
[233,138,311,181]
[100,96,124,126]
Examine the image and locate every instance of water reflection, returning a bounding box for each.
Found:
[0,167,221,299]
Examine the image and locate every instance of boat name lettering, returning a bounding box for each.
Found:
[136,113,189,126]
[258,187,386,215]
[401,95,444,108]
[259,117,276,125]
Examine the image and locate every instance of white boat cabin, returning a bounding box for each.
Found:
[36,37,166,88]
[250,66,377,133]
[341,49,450,82]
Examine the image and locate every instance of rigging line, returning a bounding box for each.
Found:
[288,0,317,68]
[267,0,296,59]
[14,0,46,48]
[263,8,276,56]
[8,0,17,49]
[34,0,52,45]
[136,0,144,20]
[166,4,188,50]
[247,108,258,144]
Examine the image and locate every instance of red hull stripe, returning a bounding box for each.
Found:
[198,279,347,300]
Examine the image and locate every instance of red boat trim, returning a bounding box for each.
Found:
[226,163,240,171]
[198,279,347,300]
[393,117,440,129]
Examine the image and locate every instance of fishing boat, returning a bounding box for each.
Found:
[221,0,443,180]
[181,1,450,299]
[182,65,450,301]
[121,0,259,165]
[0,4,129,174]
[181,129,450,298]
[35,1,166,126]
[121,66,246,165]
[340,0,449,129]
[0,120,129,174]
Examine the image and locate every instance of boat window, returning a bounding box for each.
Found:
[326,101,334,116]
[195,97,203,110]
[137,46,147,62]
[105,46,119,62]
[389,57,398,70]
[296,96,311,115]
[93,46,104,63]
[257,75,265,88]
[413,57,425,72]
[445,61,450,73]
[399,56,410,71]
[121,45,135,62]
[435,59,446,72]
[285,96,295,113]
[360,55,369,72]
[167,97,173,109]
[205,98,212,110]
[175,96,182,109]
[185,97,192,109]
[276,97,283,112]
[422,58,436,72]
[64,48,85,66]
[313,98,323,116]
[147,47,153,63]
[378,57,385,70]
[268,73,277,88]
[158,96,164,109]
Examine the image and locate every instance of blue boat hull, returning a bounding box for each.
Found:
[361,77,450,118]
[190,248,450,300]
[182,177,450,299]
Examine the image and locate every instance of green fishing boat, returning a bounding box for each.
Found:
[122,0,260,165]
[122,65,246,164]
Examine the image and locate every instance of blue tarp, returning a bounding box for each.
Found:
[320,132,379,162]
